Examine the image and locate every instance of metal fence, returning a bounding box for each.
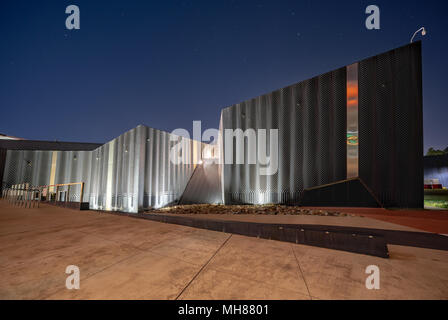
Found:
[2,183,41,208]
[1,181,85,208]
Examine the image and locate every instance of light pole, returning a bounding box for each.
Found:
[410,27,426,43]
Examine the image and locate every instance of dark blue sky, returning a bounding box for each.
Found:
[1,0,447,152]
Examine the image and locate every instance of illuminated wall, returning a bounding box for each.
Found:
[346,63,359,179]
[93,125,203,212]
[2,125,202,213]
[141,126,202,209]
[3,150,92,202]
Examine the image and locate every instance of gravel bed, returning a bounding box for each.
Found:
[148,204,359,217]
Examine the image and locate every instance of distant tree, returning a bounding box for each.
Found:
[426,147,448,156]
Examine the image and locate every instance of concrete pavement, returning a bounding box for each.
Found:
[0,200,447,299]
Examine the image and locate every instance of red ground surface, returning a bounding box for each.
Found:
[303,207,448,234]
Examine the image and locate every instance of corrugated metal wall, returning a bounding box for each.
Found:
[53,151,92,202]
[220,68,347,205]
[141,126,201,209]
[2,125,202,213]
[0,148,6,191]
[88,126,142,212]
[3,150,53,188]
[3,150,92,202]
[85,125,202,213]
[4,150,91,202]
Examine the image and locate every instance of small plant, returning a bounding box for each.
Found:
[424,200,448,209]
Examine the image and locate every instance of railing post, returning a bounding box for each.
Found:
[4,182,84,209]
[79,182,84,206]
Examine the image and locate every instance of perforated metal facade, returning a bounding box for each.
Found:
[220,42,423,207]
[220,67,348,205]
[358,41,423,208]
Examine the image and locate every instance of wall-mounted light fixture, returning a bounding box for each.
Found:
[410,27,426,43]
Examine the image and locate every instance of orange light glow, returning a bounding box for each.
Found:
[347,81,358,107]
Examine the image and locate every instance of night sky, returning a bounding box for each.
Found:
[1,0,447,152]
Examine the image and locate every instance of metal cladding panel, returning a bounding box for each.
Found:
[0,148,6,191]
[54,151,92,202]
[179,159,223,205]
[2,150,53,187]
[88,126,142,213]
[1,128,142,211]
[1,125,201,212]
[358,42,423,208]
[143,128,196,208]
[220,68,347,204]
[142,126,200,209]
[300,178,380,207]
[88,125,200,212]
[2,149,92,202]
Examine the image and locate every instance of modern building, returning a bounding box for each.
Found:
[1,126,205,213]
[423,154,448,209]
[424,154,448,189]
[1,42,424,212]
